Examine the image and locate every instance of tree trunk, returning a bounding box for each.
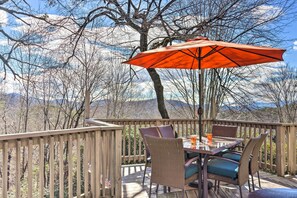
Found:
[140,32,169,118]
[147,68,169,119]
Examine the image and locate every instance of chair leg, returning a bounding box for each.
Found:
[251,174,255,191]
[163,186,167,193]
[217,181,220,191]
[182,189,185,198]
[239,186,242,198]
[214,180,217,191]
[257,171,262,189]
[248,178,251,192]
[149,181,152,198]
[142,163,148,185]
[156,184,159,194]
[168,187,171,192]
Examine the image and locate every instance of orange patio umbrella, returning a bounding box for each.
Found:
[123,36,285,142]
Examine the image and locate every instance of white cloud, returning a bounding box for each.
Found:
[0,10,8,26]
[0,72,21,94]
[253,5,281,24]
[293,41,297,50]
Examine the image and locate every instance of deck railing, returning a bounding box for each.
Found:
[0,122,122,198]
[0,118,295,197]
[92,118,296,177]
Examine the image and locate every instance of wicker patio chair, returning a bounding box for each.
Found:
[206,136,260,198]
[158,125,199,160]
[212,124,238,137]
[139,127,161,185]
[145,135,199,198]
[222,132,269,190]
[158,125,176,138]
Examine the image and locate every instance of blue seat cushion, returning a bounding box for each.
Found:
[222,152,241,162]
[185,164,199,179]
[207,159,239,180]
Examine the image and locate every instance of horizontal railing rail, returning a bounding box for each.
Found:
[0,123,122,198]
[94,118,297,177]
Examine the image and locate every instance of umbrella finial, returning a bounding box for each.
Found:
[187,36,209,42]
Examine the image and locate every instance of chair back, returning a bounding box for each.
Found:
[158,125,176,138]
[212,125,238,138]
[145,135,185,189]
[250,132,268,174]
[139,127,160,158]
[238,136,260,185]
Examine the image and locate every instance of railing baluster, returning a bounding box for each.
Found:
[28,139,33,198]
[84,132,89,197]
[263,126,268,169]
[270,126,273,171]
[59,135,64,198]
[50,136,55,198]
[95,130,101,197]
[90,132,95,197]
[39,138,44,198]
[128,123,131,163]
[16,140,21,198]
[2,141,8,198]
[68,134,73,198]
[133,121,137,163]
[76,133,81,197]
[122,121,126,164]
[110,131,115,197]
[137,122,141,162]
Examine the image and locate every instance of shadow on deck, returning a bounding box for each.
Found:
[122,164,297,198]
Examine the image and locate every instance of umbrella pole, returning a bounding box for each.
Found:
[198,69,203,142]
[198,49,203,142]
[197,49,203,198]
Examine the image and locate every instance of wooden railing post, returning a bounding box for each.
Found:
[276,125,286,176]
[287,125,296,175]
[115,129,122,197]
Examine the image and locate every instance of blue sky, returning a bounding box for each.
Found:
[282,18,297,66]
[36,1,297,67]
[2,1,297,67]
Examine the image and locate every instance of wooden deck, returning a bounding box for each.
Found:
[122,164,297,198]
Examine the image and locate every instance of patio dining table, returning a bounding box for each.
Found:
[183,136,243,198]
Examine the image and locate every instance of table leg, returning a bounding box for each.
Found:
[203,155,210,198]
[198,154,202,198]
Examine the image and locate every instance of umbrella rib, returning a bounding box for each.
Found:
[191,48,199,69]
[231,47,284,61]
[179,49,198,59]
[210,46,242,67]
[202,46,221,59]
[146,50,181,68]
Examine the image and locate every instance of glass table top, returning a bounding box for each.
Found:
[182,136,243,155]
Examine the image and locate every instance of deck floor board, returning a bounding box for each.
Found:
[122,164,297,198]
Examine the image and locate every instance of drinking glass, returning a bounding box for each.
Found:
[190,135,197,146]
[207,133,213,142]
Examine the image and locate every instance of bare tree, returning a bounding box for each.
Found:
[160,0,295,120]
[0,0,296,121]
[257,65,297,123]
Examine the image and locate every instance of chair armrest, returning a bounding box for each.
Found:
[226,151,242,155]
[185,156,200,167]
[208,156,239,165]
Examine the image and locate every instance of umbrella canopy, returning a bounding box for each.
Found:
[123,36,285,141]
[123,37,284,69]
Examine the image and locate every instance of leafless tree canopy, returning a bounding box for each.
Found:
[0,0,296,128]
